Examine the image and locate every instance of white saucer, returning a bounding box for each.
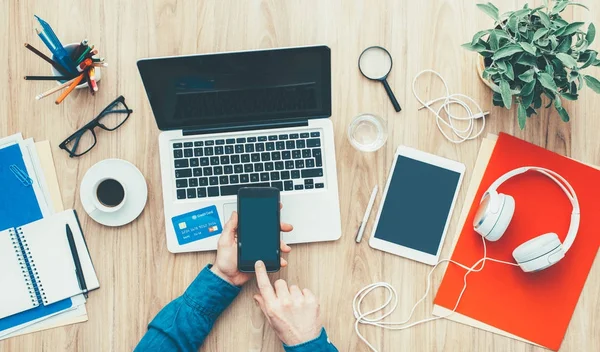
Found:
[80,159,148,227]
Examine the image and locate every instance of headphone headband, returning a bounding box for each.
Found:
[485,166,580,253]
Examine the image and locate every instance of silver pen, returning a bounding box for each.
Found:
[355,185,378,243]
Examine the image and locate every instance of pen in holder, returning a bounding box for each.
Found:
[24,15,109,104]
[51,43,102,90]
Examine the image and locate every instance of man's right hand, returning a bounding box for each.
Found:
[253,261,323,346]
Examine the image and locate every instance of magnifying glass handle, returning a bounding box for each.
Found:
[382,79,401,112]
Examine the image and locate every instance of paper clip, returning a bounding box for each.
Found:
[9,164,33,186]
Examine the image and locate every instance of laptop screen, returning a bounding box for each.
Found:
[137,46,331,131]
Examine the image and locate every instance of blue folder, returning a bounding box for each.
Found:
[0,144,73,334]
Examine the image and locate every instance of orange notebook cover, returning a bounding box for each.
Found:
[433,133,600,351]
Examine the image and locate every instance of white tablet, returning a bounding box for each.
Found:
[369,146,465,265]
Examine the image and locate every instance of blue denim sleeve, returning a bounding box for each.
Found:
[135,264,241,352]
[283,328,338,352]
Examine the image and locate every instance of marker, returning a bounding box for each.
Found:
[355,185,378,243]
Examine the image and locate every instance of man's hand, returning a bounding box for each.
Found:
[211,211,293,287]
[253,261,323,346]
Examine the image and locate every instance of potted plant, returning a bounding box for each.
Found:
[463,0,600,129]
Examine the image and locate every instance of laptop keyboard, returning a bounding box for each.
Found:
[172,131,325,200]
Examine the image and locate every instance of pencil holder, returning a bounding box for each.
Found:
[51,43,101,89]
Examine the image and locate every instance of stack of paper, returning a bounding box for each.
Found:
[0,134,88,340]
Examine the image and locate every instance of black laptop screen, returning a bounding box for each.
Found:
[137,46,331,131]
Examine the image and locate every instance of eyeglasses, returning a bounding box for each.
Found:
[59,96,133,157]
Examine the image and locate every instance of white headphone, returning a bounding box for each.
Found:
[473,166,580,272]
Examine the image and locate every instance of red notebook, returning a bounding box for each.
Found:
[433,133,600,351]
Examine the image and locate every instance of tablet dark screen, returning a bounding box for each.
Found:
[373,156,461,255]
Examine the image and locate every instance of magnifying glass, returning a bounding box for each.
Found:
[358,46,402,112]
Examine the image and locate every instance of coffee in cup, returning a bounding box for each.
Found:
[94,178,126,212]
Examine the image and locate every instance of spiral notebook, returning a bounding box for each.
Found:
[0,210,99,320]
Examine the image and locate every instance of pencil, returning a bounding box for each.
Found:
[84,70,94,95]
[35,75,80,100]
[88,67,98,92]
[55,74,84,104]
[75,45,94,65]
[25,75,74,81]
[92,62,108,67]
[24,43,70,76]
[92,57,105,63]
[70,39,88,61]
[76,58,93,72]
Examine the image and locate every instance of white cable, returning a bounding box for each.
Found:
[412,70,489,144]
[353,235,519,352]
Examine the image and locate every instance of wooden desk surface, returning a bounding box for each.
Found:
[1,0,599,351]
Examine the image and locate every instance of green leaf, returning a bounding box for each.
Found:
[570,81,578,95]
[580,51,598,69]
[517,53,538,66]
[493,44,523,60]
[554,95,562,109]
[537,10,551,28]
[519,42,537,56]
[586,23,596,45]
[549,35,559,49]
[556,53,578,68]
[561,92,578,100]
[496,60,507,72]
[490,29,512,40]
[507,15,519,34]
[518,69,535,83]
[557,107,570,122]
[517,103,527,129]
[512,8,530,18]
[556,22,585,37]
[569,70,579,83]
[505,62,514,80]
[500,79,513,109]
[583,75,600,93]
[520,80,536,96]
[556,36,572,52]
[538,72,558,92]
[462,42,486,52]
[574,39,589,52]
[522,91,535,107]
[567,2,590,11]
[489,31,499,50]
[477,3,500,21]
[471,30,491,46]
[533,28,549,41]
[537,38,550,47]
[552,1,569,14]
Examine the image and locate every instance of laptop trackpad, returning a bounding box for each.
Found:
[223,203,237,223]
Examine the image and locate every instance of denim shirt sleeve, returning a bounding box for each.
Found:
[283,328,338,352]
[135,264,240,352]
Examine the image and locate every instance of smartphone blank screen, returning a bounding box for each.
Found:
[238,195,280,270]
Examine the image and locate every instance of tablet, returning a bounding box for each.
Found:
[369,146,465,265]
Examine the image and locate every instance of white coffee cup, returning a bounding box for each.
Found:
[90,177,127,213]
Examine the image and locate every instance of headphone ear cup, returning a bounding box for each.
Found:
[513,233,565,272]
[484,194,515,241]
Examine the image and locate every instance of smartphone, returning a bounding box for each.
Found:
[237,187,281,272]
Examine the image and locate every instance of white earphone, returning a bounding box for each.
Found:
[473,166,580,272]
[353,166,580,352]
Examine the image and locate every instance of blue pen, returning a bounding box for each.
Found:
[34,15,77,74]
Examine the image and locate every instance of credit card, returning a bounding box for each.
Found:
[172,205,222,245]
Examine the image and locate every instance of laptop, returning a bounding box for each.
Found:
[137,45,342,253]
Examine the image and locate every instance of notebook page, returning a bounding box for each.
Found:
[19,212,82,305]
[0,229,39,319]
